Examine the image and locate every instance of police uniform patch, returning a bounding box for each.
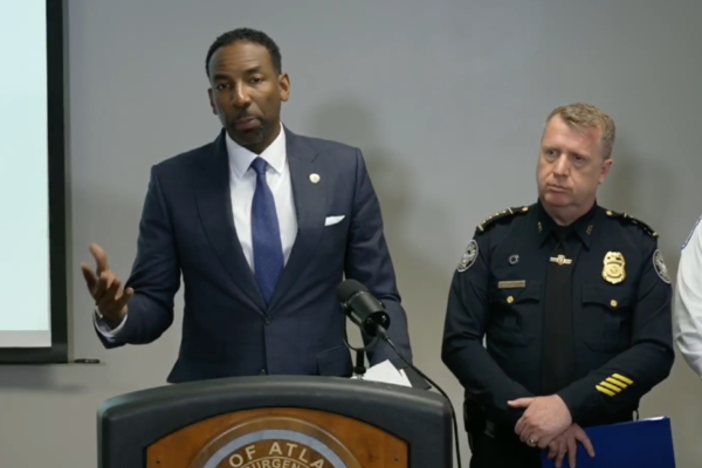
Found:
[653,249,670,284]
[457,240,478,272]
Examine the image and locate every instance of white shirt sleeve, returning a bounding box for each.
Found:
[92,306,128,341]
[674,215,702,378]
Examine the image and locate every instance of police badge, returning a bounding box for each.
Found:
[457,240,478,272]
[602,251,626,284]
[653,249,671,284]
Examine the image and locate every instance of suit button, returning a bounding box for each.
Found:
[264,317,271,325]
[260,369,267,375]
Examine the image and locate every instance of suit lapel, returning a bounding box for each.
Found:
[268,128,327,311]
[193,130,266,313]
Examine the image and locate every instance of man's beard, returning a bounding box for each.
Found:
[230,125,266,148]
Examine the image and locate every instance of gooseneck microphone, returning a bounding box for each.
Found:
[336,279,391,339]
[337,279,385,378]
[336,279,463,468]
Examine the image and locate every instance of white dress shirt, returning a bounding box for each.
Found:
[674,215,702,378]
[94,124,297,338]
[226,123,298,271]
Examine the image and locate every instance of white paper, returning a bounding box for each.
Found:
[352,359,412,387]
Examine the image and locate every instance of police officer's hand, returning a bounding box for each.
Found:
[546,423,595,468]
[508,394,572,449]
[81,243,133,322]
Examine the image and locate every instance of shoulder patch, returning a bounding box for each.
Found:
[653,249,671,284]
[457,240,478,272]
[682,215,702,250]
[476,206,530,233]
[605,210,658,239]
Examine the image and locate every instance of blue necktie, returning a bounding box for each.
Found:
[250,157,284,305]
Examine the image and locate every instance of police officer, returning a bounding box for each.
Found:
[674,214,702,378]
[442,103,675,468]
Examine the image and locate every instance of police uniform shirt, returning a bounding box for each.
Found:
[441,200,675,429]
[674,214,702,378]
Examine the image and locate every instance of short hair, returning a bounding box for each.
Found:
[546,102,616,160]
[205,28,282,77]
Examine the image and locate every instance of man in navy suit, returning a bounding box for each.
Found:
[81,28,413,383]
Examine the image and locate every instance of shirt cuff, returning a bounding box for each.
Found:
[93,306,127,339]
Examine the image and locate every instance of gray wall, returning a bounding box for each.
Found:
[1,0,702,466]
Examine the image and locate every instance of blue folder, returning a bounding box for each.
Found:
[540,417,676,468]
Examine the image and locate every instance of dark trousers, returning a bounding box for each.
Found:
[469,427,542,468]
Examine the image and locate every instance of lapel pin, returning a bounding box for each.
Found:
[310,173,320,183]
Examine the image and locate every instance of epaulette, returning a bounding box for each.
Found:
[476,206,530,233]
[605,209,658,239]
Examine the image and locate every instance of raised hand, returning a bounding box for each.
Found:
[81,243,133,322]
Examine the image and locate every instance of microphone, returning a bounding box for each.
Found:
[336,279,391,340]
[336,279,463,468]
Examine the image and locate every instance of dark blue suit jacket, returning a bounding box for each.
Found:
[98,127,413,383]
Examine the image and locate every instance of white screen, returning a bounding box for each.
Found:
[0,0,51,347]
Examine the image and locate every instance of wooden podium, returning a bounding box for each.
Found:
[97,375,453,468]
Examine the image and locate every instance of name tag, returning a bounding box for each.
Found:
[498,280,526,289]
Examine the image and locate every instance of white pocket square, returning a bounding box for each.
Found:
[324,215,345,226]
